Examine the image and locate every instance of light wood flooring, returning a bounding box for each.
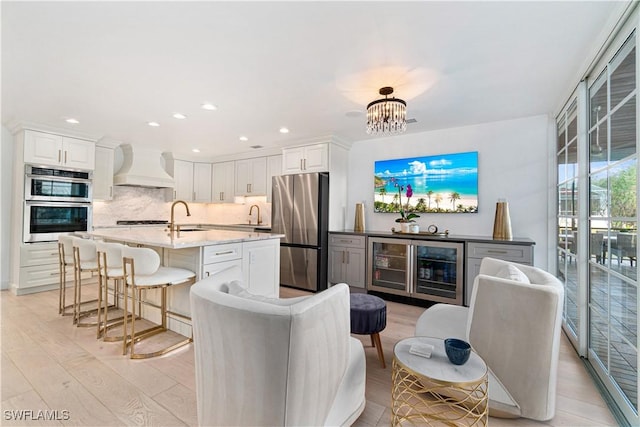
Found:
[1,286,619,426]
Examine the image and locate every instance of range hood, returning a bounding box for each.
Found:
[113,144,174,188]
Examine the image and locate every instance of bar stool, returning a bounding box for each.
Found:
[57,235,75,316]
[96,241,126,340]
[72,237,100,327]
[122,246,195,359]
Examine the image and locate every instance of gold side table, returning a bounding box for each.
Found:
[392,337,488,426]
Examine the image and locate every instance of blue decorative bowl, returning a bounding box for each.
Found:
[444,338,471,365]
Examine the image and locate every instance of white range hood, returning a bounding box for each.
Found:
[113,144,174,188]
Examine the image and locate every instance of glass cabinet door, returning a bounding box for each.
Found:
[368,238,410,295]
[413,241,463,304]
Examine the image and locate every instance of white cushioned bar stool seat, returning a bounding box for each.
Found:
[122,246,195,359]
[57,235,76,316]
[72,237,100,327]
[95,241,127,340]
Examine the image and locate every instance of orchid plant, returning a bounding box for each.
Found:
[392,180,420,223]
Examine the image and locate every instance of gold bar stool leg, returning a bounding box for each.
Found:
[58,236,76,316]
[121,248,195,359]
[72,238,100,328]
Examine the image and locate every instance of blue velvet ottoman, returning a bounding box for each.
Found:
[350,293,387,368]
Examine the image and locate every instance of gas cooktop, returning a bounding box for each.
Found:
[116,220,169,225]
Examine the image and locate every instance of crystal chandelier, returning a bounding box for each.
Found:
[366,86,407,135]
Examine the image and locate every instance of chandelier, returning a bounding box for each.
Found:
[366,86,407,135]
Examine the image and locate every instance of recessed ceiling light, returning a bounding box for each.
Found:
[239,136,249,142]
[148,121,160,127]
[279,127,289,134]
[173,113,187,119]
[201,103,217,111]
[192,148,200,153]
[65,118,79,124]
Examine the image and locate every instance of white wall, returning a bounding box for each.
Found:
[346,114,550,269]
[1,126,14,290]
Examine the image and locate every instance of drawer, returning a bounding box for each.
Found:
[203,243,242,265]
[329,234,365,248]
[466,242,533,263]
[19,265,92,289]
[202,259,242,278]
[20,243,59,267]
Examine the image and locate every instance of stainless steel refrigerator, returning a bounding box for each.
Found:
[271,172,329,292]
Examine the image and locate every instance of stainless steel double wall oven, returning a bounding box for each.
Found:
[23,165,92,242]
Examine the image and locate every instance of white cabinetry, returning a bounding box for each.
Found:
[282,143,328,174]
[193,162,213,202]
[24,130,95,170]
[172,159,194,201]
[202,243,243,278]
[235,157,267,196]
[93,145,115,200]
[328,234,366,288]
[465,241,534,306]
[17,242,87,294]
[242,239,280,297]
[266,155,282,203]
[201,240,279,297]
[212,161,235,203]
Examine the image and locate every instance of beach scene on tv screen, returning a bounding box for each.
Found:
[374,151,478,214]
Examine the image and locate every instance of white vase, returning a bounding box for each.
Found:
[400,222,411,233]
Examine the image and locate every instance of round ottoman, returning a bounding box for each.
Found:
[350,293,387,368]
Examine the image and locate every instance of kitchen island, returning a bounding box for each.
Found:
[88,228,283,336]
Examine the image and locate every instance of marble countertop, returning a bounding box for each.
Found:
[87,228,283,249]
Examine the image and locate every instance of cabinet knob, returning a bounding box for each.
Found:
[58,150,62,163]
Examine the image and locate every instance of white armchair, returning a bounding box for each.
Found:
[415,257,564,421]
[189,266,366,426]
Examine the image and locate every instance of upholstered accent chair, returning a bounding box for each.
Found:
[190,266,366,426]
[415,257,564,421]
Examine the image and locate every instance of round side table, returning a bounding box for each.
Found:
[392,336,488,426]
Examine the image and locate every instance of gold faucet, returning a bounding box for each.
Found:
[249,204,262,225]
[169,200,191,232]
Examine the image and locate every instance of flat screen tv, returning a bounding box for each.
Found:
[374,151,478,214]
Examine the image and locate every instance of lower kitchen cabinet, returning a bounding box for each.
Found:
[328,233,366,288]
[367,237,464,305]
[242,239,280,297]
[465,241,534,306]
[15,242,90,294]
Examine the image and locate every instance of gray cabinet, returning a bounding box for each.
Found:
[465,242,534,306]
[328,234,366,288]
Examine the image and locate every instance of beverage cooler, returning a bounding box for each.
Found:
[368,237,464,305]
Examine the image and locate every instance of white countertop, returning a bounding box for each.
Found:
[88,228,283,249]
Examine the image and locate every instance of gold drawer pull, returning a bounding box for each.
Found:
[214,250,235,256]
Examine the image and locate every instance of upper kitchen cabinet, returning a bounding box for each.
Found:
[168,159,212,202]
[282,143,328,174]
[266,155,282,202]
[282,138,350,231]
[193,162,213,202]
[172,159,194,201]
[235,157,267,196]
[212,161,235,203]
[93,146,115,200]
[24,130,95,170]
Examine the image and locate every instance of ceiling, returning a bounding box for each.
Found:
[2,1,623,159]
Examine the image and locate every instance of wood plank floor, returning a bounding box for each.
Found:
[1,286,618,426]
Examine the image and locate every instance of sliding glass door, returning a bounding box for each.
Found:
[588,33,638,419]
[557,27,638,424]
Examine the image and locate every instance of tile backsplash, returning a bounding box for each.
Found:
[93,186,271,227]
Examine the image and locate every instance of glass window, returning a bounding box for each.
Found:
[611,95,637,161]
